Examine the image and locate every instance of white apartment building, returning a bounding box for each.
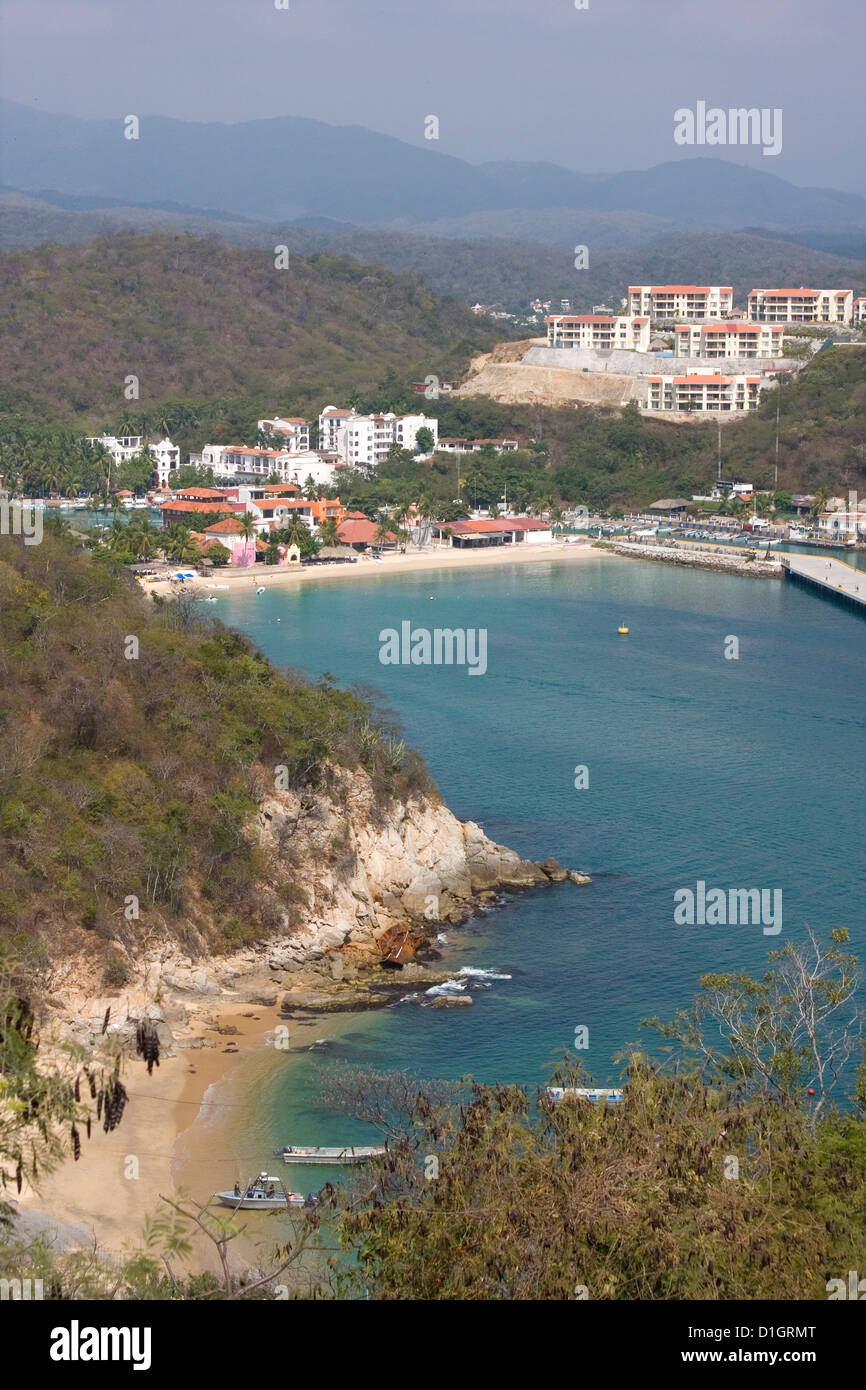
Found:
[545,314,650,352]
[627,285,734,319]
[674,321,785,359]
[645,373,762,413]
[318,407,438,468]
[747,288,853,324]
[87,433,180,488]
[211,445,294,480]
[258,416,310,451]
[197,444,333,488]
[853,297,866,323]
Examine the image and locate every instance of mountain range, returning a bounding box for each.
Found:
[3,100,866,236]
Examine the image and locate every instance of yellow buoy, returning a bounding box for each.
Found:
[618,624,629,634]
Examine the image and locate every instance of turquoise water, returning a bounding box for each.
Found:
[213,553,866,1158]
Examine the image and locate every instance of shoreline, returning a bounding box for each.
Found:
[140,537,609,598]
[14,999,288,1273]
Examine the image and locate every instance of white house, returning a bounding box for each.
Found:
[818,498,866,539]
[87,434,180,488]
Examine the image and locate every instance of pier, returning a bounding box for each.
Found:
[782,553,866,614]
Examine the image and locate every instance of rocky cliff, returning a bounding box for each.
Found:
[51,765,588,1053]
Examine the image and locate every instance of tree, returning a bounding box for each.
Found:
[316,518,341,548]
[162,523,199,564]
[644,929,862,1124]
[327,1050,866,1301]
[414,427,435,454]
[238,512,257,543]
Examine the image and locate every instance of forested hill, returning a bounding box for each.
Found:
[0,232,505,424]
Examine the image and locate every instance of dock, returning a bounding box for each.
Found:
[782,553,866,613]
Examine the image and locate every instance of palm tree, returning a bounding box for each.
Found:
[161,523,198,563]
[316,518,341,548]
[811,486,830,520]
[286,518,309,550]
[238,512,257,542]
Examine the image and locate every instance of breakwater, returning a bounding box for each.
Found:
[597,539,782,578]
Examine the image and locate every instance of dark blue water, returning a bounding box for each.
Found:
[214,553,866,1153]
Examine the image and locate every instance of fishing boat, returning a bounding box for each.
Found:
[617,624,629,635]
[213,1174,305,1209]
[274,1144,387,1165]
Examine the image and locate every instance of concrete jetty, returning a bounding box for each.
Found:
[782,553,866,613]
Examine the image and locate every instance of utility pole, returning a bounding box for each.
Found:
[774,406,780,489]
[717,420,722,482]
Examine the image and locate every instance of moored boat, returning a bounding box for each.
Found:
[546,1086,624,1104]
[214,1174,306,1209]
[274,1144,387,1165]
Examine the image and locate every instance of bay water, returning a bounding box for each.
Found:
[185,552,866,1173]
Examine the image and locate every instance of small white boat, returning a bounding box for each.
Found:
[214,1174,305,1210]
[255,586,266,595]
[546,1087,624,1104]
[274,1144,387,1165]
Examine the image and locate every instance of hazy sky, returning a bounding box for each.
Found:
[2,0,864,191]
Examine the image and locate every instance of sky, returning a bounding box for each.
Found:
[1,0,864,192]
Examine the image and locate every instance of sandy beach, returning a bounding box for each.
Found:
[142,537,609,599]
[14,1000,350,1282]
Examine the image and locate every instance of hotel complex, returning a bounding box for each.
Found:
[645,373,762,413]
[546,313,651,352]
[627,285,734,319]
[747,288,853,324]
[674,322,785,358]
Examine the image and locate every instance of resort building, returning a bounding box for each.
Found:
[546,314,650,352]
[257,417,310,451]
[674,322,785,359]
[318,408,438,468]
[199,444,341,490]
[158,498,246,528]
[747,288,853,324]
[627,286,734,320]
[210,445,293,480]
[645,373,763,413]
[854,297,866,323]
[87,434,180,488]
[337,517,398,551]
[436,438,519,454]
[431,518,553,548]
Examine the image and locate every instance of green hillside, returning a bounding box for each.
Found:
[0,232,504,423]
[4,199,865,317]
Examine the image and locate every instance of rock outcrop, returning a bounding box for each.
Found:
[48,764,589,1047]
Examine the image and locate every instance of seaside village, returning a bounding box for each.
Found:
[56,280,866,576]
